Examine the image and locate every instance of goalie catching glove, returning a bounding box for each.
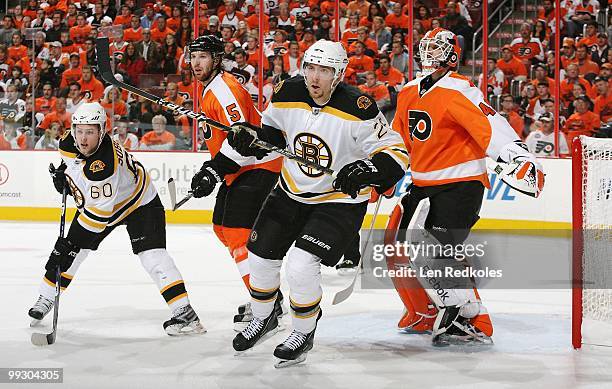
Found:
[497,141,545,198]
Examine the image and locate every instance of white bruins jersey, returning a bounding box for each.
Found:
[59,132,157,235]
[262,76,409,204]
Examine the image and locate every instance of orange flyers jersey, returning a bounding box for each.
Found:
[197,71,282,185]
[392,72,520,188]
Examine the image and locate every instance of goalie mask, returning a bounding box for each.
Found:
[419,28,462,76]
[71,102,108,157]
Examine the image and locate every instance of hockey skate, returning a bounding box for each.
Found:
[273,310,322,368]
[431,306,493,347]
[336,257,360,276]
[233,290,287,332]
[28,295,54,326]
[233,308,280,354]
[163,304,206,336]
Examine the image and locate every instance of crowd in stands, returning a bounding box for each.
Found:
[479,0,611,156]
[0,0,609,156]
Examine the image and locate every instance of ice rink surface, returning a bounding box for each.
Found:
[1,221,611,389]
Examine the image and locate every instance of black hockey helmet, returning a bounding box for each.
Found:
[186,35,224,57]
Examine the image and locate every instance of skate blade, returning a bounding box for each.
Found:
[274,353,307,368]
[166,322,207,336]
[234,324,284,356]
[398,327,432,335]
[433,334,494,348]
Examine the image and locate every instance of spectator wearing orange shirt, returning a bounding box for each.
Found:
[299,28,317,53]
[349,26,378,56]
[114,5,133,28]
[342,13,361,48]
[60,30,76,54]
[416,6,433,31]
[100,87,128,120]
[246,3,269,30]
[385,3,409,31]
[218,0,245,30]
[376,55,404,88]
[560,63,596,105]
[561,37,577,69]
[530,63,556,92]
[177,70,194,100]
[497,45,528,82]
[347,0,371,21]
[575,43,600,78]
[140,114,176,150]
[282,40,302,76]
[37,97,72,134]
[347,41,374,79]
[124,15,144,43]
[359,71,391,110]
[578,21,599,49]
[35,82,57,115]
[359,3,383,29]
[499,94,525,139]
[593,76,611,123]
[510,23,544,72]
[564,95,601,143]
[166,5,183,31]
[165,82,185,107]
[150,15,175,44]
[78,65,105,101]
[113,120,139,150]
[69,13,91,45]
[7,33,27,64]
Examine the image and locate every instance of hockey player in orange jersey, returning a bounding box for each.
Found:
[389,28,545,346]
[186,35,285,330]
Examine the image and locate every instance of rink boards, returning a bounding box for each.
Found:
[0,151,571,229]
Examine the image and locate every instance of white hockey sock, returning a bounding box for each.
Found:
[286,247,322,334]
[138,248,190,311]
[38,249,91,300]
[248,251,282,320]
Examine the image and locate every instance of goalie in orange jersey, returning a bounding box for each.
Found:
[388,28,545,347]
[185,35,286,331]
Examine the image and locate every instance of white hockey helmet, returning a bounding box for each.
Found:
[419,28,462,76]
[301,39,348,89]
[71,102,107,155]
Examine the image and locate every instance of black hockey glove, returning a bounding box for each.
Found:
[190,160,222,198]
[227,122,270,160]
[49,162,67,195]
[45,237,80,272]
[333,159,380,199]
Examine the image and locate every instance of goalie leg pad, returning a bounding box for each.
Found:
[385,195,437,332]
[139,248,190,311]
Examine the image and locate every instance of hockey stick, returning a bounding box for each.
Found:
[31,166,68,346]
[332,194,384,305]
[95,37,336,177]
[167,177,193,211]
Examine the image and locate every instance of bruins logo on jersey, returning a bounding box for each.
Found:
[293,133,332,178]
[89,160,106,173]
[66,175,84,208]
[357,95,372,110]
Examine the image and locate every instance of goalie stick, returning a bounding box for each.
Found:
[95,37,336,178]
[31,166,68,346]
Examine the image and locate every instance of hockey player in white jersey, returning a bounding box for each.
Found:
[28,103,205,336]
[227,40,409,367]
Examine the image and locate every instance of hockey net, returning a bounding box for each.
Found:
[572,135,612,349]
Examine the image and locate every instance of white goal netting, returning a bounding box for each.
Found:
[578,136,612,346]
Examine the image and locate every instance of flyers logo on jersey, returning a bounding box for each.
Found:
[517,46,532,56]
[89,160,106,173]
[535,140,554,154]
[294,133,332,178]
[408,110,433,141]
